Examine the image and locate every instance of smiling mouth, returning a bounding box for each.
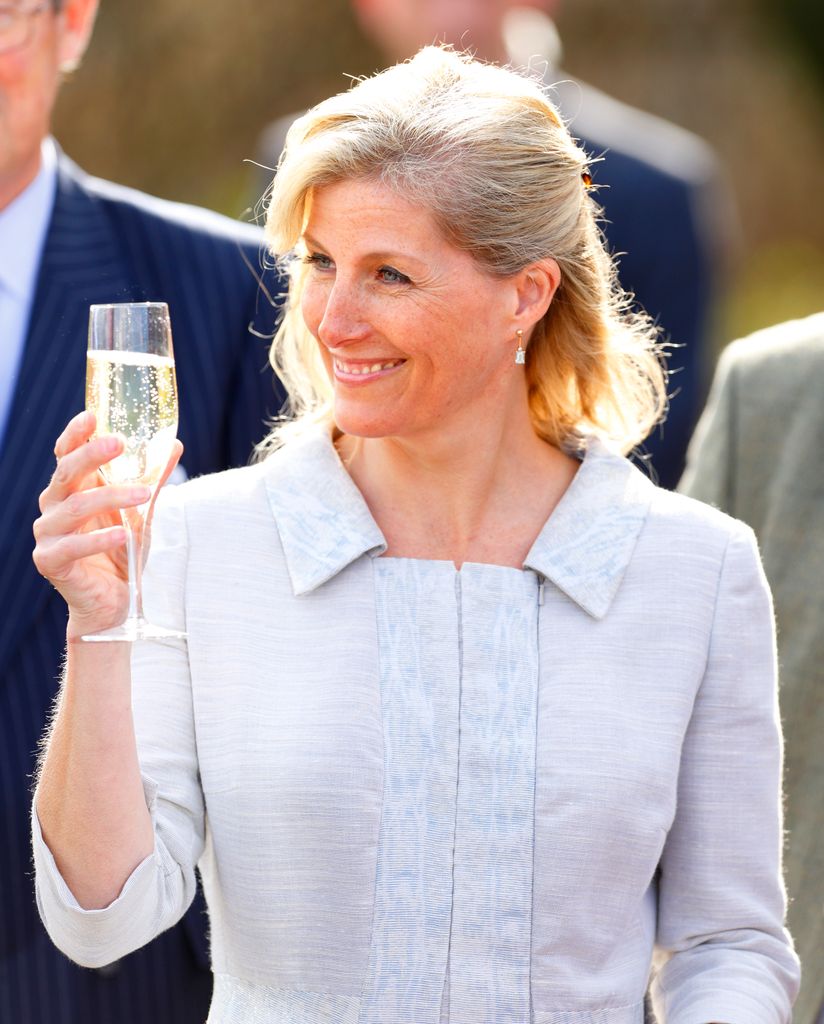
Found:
[333,358,405,376]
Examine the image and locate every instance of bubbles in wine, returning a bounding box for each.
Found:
[86,349,178,486]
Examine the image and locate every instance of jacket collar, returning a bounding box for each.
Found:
[522,438,654,618]
[263,428,387,596]
[264,427,654,619]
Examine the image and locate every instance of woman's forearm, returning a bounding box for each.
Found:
[35,637,154,910]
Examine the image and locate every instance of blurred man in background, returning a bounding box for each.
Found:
[681,312,824,1024]
[257,0,734,489]
[0,0,284,1020]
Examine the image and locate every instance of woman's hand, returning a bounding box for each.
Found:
[32,411,182,639]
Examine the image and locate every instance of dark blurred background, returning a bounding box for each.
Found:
[53,0,824,352]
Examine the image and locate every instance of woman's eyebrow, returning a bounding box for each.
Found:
[301,232,327,251]
[302,232,429,269]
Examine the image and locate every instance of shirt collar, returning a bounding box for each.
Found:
[0,137,58,300]
[264,426,653,618]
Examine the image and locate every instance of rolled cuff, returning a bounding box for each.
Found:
[662,986,797,1024]
[31,776,177,969]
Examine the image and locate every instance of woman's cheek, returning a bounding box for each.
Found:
[300,281,325,338]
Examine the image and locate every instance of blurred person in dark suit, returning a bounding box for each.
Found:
[0,0,285,1020]
[680,312,824,1024]
[256,0,733,489]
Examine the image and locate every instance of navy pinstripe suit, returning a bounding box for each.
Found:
[0,151,286,1023]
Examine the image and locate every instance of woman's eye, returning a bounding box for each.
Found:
[303,252,334,270]
[377,266,410,285]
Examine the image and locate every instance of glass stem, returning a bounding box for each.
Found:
[122,506,147,623]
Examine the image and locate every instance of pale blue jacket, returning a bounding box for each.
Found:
[34,428,800,1023]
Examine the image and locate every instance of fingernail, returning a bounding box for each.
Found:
[100,436,119,453]
[132,487,151,503]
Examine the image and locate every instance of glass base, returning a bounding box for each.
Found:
[80,618,187,643]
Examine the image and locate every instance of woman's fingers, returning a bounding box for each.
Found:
[34,484,152,542]
[157,439,184,491]
[146,440,184,520]
[41,433,125,512]
[53,410,96,460]
[33,526,127,584]
[35,417,185,599]
[32,415,184,629]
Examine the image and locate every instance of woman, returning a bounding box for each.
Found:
[32,47,798,1022]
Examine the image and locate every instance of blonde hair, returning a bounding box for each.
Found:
[261,45,666,455]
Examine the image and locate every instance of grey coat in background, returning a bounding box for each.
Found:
[681,312,824,1024]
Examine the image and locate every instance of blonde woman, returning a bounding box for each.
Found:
[32,48,798,1023]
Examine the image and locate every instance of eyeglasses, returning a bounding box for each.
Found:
[0,2,49,56]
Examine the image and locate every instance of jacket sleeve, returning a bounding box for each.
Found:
[651,524,800,1021]
[32,485,204,969]
[678,345,738,512]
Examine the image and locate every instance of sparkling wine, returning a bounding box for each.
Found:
[86,349,178,487]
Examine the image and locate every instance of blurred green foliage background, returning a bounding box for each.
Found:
[53,0,824,355]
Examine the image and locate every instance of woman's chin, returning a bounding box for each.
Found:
[331,400,408,440]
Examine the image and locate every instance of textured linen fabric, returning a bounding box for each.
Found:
[33,427,799,1022]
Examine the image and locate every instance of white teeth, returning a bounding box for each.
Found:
[335,359,402,375]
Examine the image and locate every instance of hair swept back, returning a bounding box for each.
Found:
[260,45,666,457]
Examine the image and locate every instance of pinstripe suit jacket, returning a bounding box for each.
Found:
[0,150,285,1024]
[680,313,824,1024]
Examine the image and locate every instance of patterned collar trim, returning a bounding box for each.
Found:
[263,426,654,618]
[263,428,387,597]
[522,440,654,618]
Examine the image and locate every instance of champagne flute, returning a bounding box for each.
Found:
[81,302,185,642]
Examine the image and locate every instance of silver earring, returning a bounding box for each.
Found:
[515,329,526,365]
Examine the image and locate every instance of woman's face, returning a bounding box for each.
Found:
[300,177,523,442]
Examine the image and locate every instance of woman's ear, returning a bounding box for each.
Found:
[513,258,561,330]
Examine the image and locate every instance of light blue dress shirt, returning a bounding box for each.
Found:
[33,427,800,1022]
[0,137,57,451]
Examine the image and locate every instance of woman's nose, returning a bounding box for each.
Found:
[316,281,369,347]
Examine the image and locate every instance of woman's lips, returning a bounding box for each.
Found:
[333,357,406,382]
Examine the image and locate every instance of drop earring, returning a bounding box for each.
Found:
[515,329,526,365]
